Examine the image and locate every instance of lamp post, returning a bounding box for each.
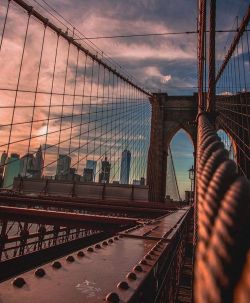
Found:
[188,165,195,204]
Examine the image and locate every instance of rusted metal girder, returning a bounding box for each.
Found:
[0,194,169,218]
[0,206,137,231]
[0,207,191,303]
[215,5,250,83]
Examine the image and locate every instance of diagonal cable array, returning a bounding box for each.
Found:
[215,6,250,178]
[0,0,151,189]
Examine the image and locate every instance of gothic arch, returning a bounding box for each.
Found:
[147,93,197,202]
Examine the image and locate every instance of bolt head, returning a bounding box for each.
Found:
[133,265,143,272]
[12,277,25,288]
[35,268,46,278]
[52,261,62,269]
[139,260,148,265]
[117,281,129,290]
[66,255,75,262]
[126,272,137,280]
[77,251,85,257]
[106,292,120,303]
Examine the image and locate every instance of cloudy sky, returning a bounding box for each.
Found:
[0,0,248,197]
[24,0,249,93]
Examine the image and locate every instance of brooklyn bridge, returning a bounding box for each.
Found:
[0,0,249,302]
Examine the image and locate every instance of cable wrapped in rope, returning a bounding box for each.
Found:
[194,113,250,303]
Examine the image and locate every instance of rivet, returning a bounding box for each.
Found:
[66,255,75,262]
[12,277,26,288]
[119,235,123,238]
[77,251,85,257]
[126,272,137,280]
[102,241,108,246]
[106,292,120,303]
[52,261,62,269]
[95,244,101,249]
[117,281,129,290]
[140,260,148,265]
[133,265,143,272]
[108,239,113,243]
[114,237,119,240]
[87,247,94,252]
[35,268,46,278]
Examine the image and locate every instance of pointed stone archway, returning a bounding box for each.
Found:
[147,93,198,202]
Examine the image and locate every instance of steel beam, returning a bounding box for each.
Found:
[0,206,137,231]
[0,194,169,218]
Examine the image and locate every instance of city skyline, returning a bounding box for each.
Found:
[0,147,149,189]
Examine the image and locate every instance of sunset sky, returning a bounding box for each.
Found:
[0,0,248,198]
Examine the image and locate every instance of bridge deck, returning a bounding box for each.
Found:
[0,207,190,303]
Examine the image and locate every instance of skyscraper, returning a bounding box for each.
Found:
[83,168,94,182]
[33,145,44,178]
[85,160,97,181]
[3,153,20,189]
[99,157,111,183]
[56,155,71,179]
[120,150,131,184]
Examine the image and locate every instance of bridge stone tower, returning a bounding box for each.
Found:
[147,93,198,202]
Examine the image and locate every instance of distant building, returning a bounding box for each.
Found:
[83,168,94,182]
[120,150,131,184]
[99,157,111,183]
[68,168,81,181]
[132,177,146,186]
[0,151,7,186]
[20,153,35,178]
[33,145,44,178]
[85,160,97,181]
[132,179,140,185]
[140,177,145,186]
[56,155,71,179]
[3,153,20,189]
